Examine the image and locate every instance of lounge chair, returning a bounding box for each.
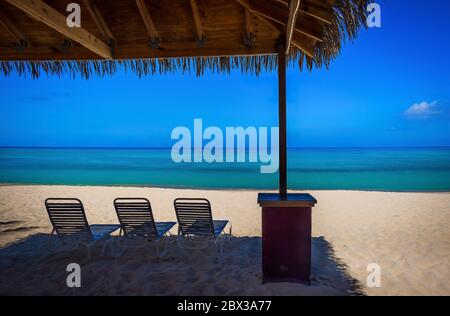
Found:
[173,198,232,253]
[45,198,120,259]
[113,198,176,256]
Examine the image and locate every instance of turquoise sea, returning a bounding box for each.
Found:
[0,147,449,191]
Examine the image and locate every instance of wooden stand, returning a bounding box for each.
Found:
[258,193,317,285]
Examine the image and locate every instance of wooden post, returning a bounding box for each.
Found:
[278,40,287,198]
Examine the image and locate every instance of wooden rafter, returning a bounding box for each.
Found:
[0,40,279,60]
[0,6,30,48]
[116,40,278,58]
[245,8,254,37]
[135,0,159,45]
[235,0,323,43]
[272,0,332,24]
[236,0,316,58]
[5,0,112,59]
[244,8,256,47]
[286,0,301,54]
[189,0,205,42]
[250,14,314,59]
[291,41,313,58]
[236,0,279,33]
[273,0,289,6]
[82,0,114,44]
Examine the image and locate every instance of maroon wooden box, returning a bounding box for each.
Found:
[257,193,317,285]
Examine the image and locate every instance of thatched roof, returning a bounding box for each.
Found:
[0,0,370,78]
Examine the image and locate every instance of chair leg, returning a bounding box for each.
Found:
[213,239,223,263]
[87,244,92,261]
[62,238,83,253]
[113,239,126,258]
[47,229,56,252]
[47,236,58,253]
[159,237,169,257]
[220,238,225,254]
[86,241,96,261]
[155,240,160,258]
[101,241,107,256]
[101,238,115,257]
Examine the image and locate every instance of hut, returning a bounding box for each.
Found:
[0,0,369,284]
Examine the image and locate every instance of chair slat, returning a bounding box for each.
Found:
[45,198,93,240]
[114,198,159,238]
[174,198,215,237]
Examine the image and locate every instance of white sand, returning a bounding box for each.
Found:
[0,185,449,296]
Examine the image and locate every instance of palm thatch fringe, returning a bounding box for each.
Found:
[0,55,283,79]
[315,0,371,69]
[0,0,369,78]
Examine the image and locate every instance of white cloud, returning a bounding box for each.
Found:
[404,101,440,118]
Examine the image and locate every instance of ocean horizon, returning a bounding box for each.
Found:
[0,147,449,192]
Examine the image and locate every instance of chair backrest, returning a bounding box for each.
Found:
[113,198,158,238]
[45,198,92,240]
[174,198,214,237]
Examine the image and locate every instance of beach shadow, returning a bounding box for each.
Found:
[0,233,365,296]
[311,236,365,295]
[0,220,40,233]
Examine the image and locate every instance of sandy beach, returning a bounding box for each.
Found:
[0,185,449,296]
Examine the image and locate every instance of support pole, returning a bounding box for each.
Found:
[258,38,317,286]
[278,41,287,198]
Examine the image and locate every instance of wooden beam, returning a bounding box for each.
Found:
[273,0,289,6]
[291,40,314,58]
[245,8,254,37]
[0,40,279,61]
[271,0,332,24]
[82,0,114,44]
[243,8,256,47]
[235,0,323,42]
[189,0,204,42]
[236,0,315,57]
[300,0,333,25]
[135,0,159,43]
[0,7,30,48]
[5,0,112,59]
[116,40,278,59]
[245,17,315,58]
[236,0,280,34]
[286,0,301,54]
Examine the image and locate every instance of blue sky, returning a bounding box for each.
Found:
[0,0,449,148]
